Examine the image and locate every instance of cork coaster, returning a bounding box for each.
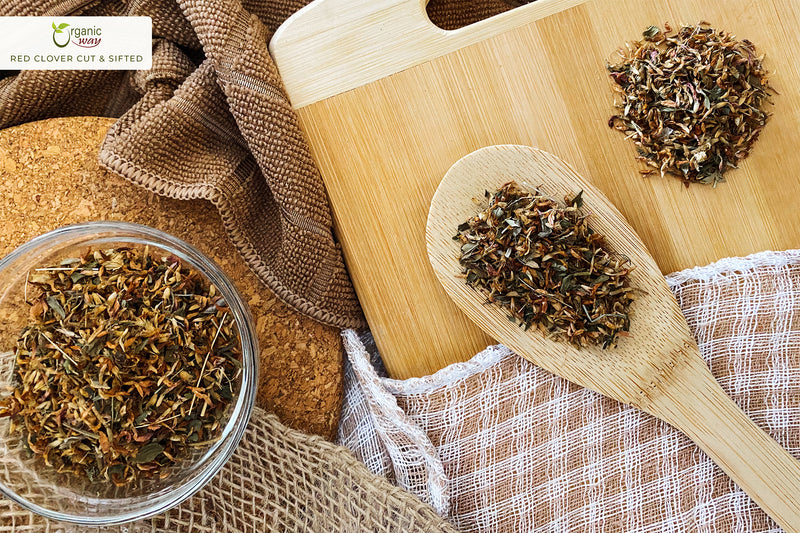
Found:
[0,116,343,439]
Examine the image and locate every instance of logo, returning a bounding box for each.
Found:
[51,22,69,47]
[1,17,152,70]
[51,21,102,49]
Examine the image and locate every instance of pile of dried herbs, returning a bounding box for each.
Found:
[455,181,634,348]
[0,247,241,486]
[608,23,773,186]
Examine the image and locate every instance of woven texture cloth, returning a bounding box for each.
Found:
[338,249,800,532]
[0,0,519,329]
[0,406,459,533]
[1,0,366,327]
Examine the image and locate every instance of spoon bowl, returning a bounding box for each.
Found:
[426,145,800,531]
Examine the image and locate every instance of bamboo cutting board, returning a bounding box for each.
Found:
[270,0,800,379]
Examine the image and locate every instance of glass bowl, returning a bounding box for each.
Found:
[0,222,258,525]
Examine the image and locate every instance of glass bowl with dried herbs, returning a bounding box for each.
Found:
[0,221,258,525]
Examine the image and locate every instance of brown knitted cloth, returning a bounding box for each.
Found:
[0,0,516,330]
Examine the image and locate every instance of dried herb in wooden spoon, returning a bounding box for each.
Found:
[454,181,634,348]
[428,145,800,532]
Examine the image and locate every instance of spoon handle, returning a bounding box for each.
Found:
[649,355,800,531]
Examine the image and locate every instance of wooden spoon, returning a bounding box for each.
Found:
[426,144,800,531]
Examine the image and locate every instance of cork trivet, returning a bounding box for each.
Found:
[0,116,343,439]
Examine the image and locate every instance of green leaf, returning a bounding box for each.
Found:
[593,274,610,285]
[58,22,70,30]
[52,22,57,30]
[107,464,125,477]
[642,25,660,40]
[460,243,478,254]
[569,190,584,209]
[134,443,164,464]
[134,408,152,425]
[46,295,66,319]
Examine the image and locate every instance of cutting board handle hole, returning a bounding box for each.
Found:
[425,0,533,30]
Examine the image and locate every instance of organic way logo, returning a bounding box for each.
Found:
[51,21,102,48]
[51,22,70,47]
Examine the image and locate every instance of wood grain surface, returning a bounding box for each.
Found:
[426,145,800,532]
[272,0,800,379]
[0,117,344,439]
[426,145,693,408]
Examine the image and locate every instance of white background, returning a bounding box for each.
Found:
[0,17,152,70]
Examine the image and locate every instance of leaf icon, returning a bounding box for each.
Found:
[51,22,70,47]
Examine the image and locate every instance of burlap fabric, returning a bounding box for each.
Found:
[0,0,520,330]
[339,249,800,532]
[0,407,458,532]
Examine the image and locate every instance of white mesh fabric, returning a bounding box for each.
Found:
[338,250,800,532]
